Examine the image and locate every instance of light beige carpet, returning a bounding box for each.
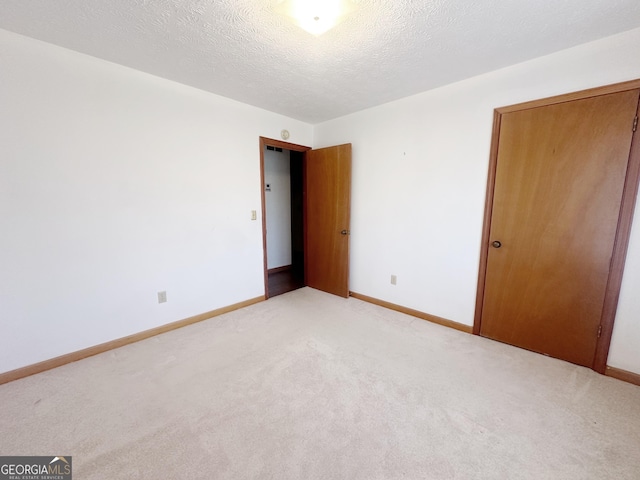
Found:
[1,287,639,479]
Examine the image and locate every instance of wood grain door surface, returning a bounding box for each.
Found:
[480,90,640,367]
[305,144,352,298]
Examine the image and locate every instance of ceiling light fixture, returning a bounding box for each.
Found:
[275,0,357,36]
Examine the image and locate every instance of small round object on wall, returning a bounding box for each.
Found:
[280,129,290,140]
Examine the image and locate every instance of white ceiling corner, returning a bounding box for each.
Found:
[0,0,639,124]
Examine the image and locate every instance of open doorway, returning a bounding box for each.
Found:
[260,137,352,299]
[261,139,308,298]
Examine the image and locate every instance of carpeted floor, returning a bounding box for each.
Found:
[1,287,639,479]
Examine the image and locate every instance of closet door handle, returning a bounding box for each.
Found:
[491,240,502,248]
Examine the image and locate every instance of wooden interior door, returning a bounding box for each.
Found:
[305,144,352,297]
[479,89,640,367]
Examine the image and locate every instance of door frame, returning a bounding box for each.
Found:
[473,79,640,374]
[259,136,311,299]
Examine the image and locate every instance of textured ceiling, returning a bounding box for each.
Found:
[1,0,639,123]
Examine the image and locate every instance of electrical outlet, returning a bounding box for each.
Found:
[158,291,167,303]
[251,210,257,221]
[391,275,397,285]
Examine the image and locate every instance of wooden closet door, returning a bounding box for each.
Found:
[480,90,640,367]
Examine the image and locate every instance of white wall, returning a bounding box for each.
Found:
[264,148,292,269]
[314,27,640,374]
[0,29,312,374]
[2,25,640,377]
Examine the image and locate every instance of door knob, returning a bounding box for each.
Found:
[341,230,350,236]
[491,240,502,248]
